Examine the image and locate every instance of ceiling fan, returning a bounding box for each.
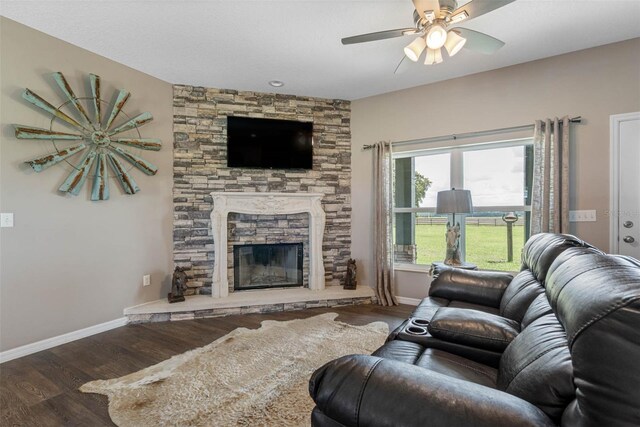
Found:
[342,0,515,71]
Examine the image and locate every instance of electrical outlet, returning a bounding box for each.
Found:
[569,210,597,222]
[143,274,151,287]
[0,213,14,228]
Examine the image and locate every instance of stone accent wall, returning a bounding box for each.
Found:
[173,86,351,294]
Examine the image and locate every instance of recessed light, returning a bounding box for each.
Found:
[268,80,284,87]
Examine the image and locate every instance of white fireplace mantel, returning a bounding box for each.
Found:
[210,192,326,298]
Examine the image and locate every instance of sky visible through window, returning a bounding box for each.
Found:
[414,146,525,208]
[414,153,450,207]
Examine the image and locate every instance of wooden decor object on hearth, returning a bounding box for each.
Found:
[344,258,357,290]
[168,267,187,303]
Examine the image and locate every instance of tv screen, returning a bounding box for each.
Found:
[227,116,313,169]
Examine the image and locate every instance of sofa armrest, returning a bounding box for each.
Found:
[309,355,554,427]
[428,307,520,352]
[429,269,513,308]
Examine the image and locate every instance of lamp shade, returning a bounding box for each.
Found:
[404,37,427,62]
[425,47,443,65]
[444,30,466,57]
[436,189,473,214]
[426,24,447,49]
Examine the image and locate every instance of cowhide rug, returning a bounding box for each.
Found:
[80,312,388,426]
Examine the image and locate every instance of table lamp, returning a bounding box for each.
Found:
[436,188,473,266]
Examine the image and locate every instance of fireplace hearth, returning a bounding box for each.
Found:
[234,243,303,291]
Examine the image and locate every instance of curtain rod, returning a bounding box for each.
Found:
[362,116,582,150]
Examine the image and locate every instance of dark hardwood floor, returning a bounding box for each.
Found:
[0,304,413,426]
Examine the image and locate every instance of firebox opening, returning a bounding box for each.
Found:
[233,243,304,291]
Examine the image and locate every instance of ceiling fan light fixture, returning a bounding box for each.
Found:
[426,23,447,49]
[404,36,427,62]
[444,31,466,57]
[424,48,443,65]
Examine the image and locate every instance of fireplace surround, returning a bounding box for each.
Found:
[210,192,326,298]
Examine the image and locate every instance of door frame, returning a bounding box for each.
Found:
[609,111,640,254]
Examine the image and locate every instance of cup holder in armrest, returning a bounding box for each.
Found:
[405,325,428,335]
[393,320,433,345]
[411,318,430,327]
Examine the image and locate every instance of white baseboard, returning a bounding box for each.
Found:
[396,296,422,306]
[0,317,127,364]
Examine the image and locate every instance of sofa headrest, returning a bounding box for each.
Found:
[521,233,599,285]
[545,248,640,425]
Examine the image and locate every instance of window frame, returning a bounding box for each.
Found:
[393,137,533,269]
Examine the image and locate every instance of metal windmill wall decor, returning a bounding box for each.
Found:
[13,72,161,201]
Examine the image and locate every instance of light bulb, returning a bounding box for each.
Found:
[424,48,443,65]
[426,24,447,49]
[404,37,427,62]
[444,31,466,57]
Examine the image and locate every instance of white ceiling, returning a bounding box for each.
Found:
[2,0,639,100]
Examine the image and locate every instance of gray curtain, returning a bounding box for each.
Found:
[530,117,570,234]
[373,141,397,306]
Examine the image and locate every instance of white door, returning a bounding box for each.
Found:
[611,112,640,259]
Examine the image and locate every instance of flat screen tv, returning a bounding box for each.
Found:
[227,116,313,169]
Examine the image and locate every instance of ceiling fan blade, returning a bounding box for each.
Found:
[452,0,515,22]
[341,28,417,45]
[454,28,505,54]
[412,0,441,19]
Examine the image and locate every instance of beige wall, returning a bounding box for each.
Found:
[0,18,174,351]
[351,38,640,299]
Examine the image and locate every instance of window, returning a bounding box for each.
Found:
[393,139,533,272]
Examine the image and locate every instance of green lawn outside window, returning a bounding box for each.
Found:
[414,223,525,272]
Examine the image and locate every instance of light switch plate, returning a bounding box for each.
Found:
[569,210,597,222]
[0,213,14,228]
[143,274,151,287]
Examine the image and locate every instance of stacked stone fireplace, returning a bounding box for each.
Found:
[173,86,351,296]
